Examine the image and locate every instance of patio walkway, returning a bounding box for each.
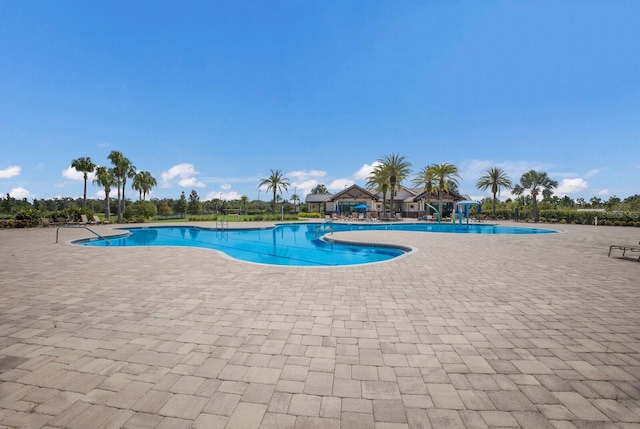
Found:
[0,222,638,428]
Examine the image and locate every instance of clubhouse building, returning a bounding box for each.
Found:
[305,184,468,219]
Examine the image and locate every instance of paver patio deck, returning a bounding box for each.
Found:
[0,221,638,428]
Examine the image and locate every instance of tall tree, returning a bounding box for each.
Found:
[367,164,390,219]
[71,157,96,207]
[240,195,249,213]
[412,165,438,215]
[259,169,290,214]
[132,171,157,201]
[188,189,201,215]
[379,153,411,215]
[93,166,116,220]
[429,163,461,216]
[107,151,134,222]
[122,163,137,211]
[513,170,558,222]
[475,167,512,217]
[176,191,188,217]
[311,184,328,194]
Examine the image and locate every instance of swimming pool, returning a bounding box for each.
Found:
[76,222,555,267]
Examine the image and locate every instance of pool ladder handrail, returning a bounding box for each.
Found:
[56,225,112,244]
[216,217,228,229]
[315,220,334,239]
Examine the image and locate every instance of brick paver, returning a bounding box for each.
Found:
[0,222,639,428]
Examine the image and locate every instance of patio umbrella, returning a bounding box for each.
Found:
[354,203,370,212]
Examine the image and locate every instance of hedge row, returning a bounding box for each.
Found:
[488,209,639,226]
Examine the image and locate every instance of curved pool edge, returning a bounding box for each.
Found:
[68,221,560,267]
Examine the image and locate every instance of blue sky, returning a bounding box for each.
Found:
[1,1,638,203]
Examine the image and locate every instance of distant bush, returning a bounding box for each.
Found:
[298,212,323,219]
[124,201,158,223]
[539,209,639,226]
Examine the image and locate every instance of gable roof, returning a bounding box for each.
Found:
[327,184,379,201]
[413,188,466,202]
[305,193,332,203]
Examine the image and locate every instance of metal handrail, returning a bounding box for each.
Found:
[315,220,334,238]
[56,225,112,244]
[216,217,228,229]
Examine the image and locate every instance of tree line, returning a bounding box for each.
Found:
[71,152,158,222]
[2,151,638,223]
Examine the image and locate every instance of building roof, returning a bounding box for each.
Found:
[305,184,466,204]
[305,193,332,203]
[326,185,379,201]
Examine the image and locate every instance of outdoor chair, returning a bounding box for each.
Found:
[41,218,59,228]
[67,215,89,226]
[608,241,640,261]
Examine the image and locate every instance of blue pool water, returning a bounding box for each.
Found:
[77,222,555,267]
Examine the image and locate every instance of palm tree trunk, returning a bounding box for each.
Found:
[272,190,277,214]
[492,191,497,217]
[83,174,88,207]
[116,183,122,222]
[105,191,111,219]
[122,180,127,211]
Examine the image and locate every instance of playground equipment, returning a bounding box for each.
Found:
[423,203,442,223]
[455,201,482,226]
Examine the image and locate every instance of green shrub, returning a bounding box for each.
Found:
[124,201,158,223]
[298,212,323,219]
[538,210,639,227]
[14,208,42,227]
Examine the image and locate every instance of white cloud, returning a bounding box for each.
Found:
[0,165,21,179]
[289,179,321,198]
[459,160,493,180]
[287,169,326,180]
[585,168,602,178]
[204,190,241,200]
[556,178,589,195]
[9,186,33,199]
[353,162,380,180]
[62,166,96,182]
[161,163,204,188]
[178,177,205,188]
[597,189,609,196]
[327,178,355,191]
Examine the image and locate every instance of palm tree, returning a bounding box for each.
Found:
[107,151,134,222]
[259,169,290,214]
[71,157,96,207]
[514,170,558,222]
[311,184,328,194]
[475,167,512,217]
[122,163,137,210]
[132,173,144,201]
[93,166,116,220]
[132,171,157,200]
[412,165,437,216]
[291,193,300,211]
[429,163,461,216]
[379,153,411,215]
[367,164,389,219]
[240,195,249,213]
